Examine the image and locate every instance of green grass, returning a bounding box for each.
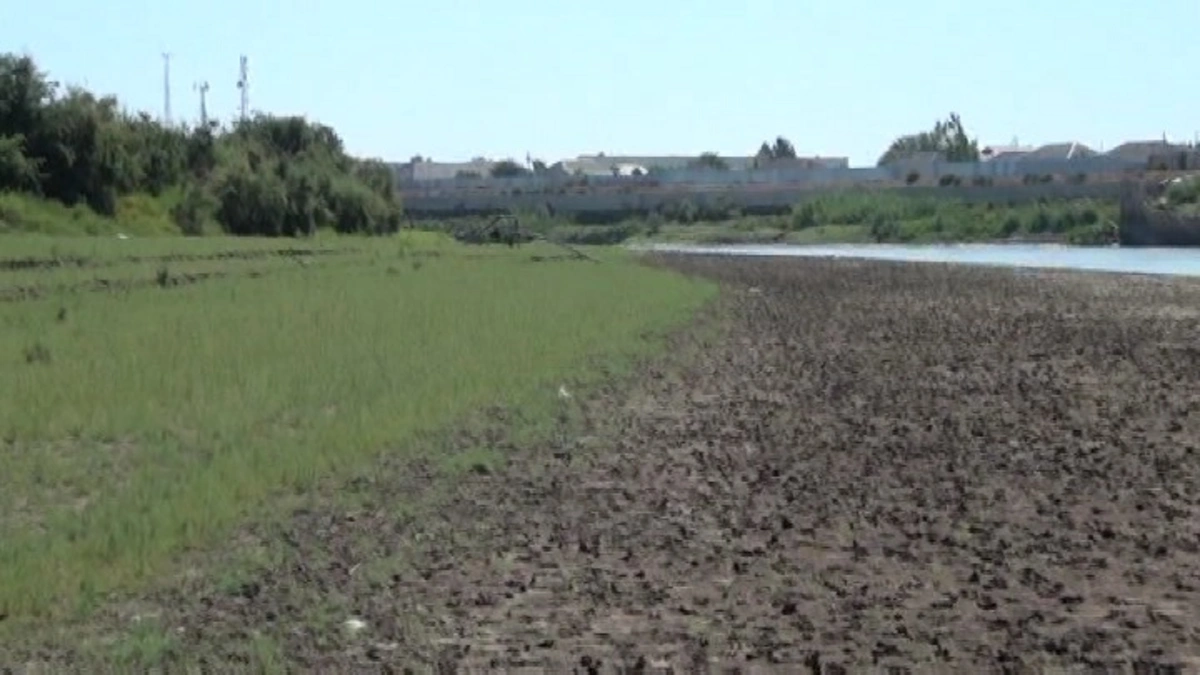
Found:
[0,192,182,237]
[630,191,1121,246]
[786,223,876,244]
[418,189,1122,248]
[0,227,430,260]
[0,236,715,628]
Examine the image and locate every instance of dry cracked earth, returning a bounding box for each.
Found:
[11,254,1200,673]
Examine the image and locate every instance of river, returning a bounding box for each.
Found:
[640,243,1200,278]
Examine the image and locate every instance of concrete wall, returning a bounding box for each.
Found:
[401,156,1143,198]
[398,153,1145,218]
[886,156,1142,180]
[404,182,1127,218]
[401,166,895,197]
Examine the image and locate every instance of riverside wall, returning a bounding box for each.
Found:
[403,182,1128,219]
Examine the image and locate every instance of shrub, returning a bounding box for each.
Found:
[1056,210,1077,233]
[170,185,216,236]
[869,213,899,242]
[1001,215,1020,237]
[1029,209,1053,233]
[791,202,819,230]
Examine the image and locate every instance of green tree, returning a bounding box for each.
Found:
[0,51,404,237]
[756,142,773,163]
[490,159,530,178]
[0,134,40,191]
[877,112,980,166]
[0,54,55,138]
[753,136,797,167]
[772,136,797,160]
[690,152,729,171]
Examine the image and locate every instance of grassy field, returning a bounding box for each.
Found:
[0,232,715,632]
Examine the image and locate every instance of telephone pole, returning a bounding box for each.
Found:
[161,52,173,126]
[236,55,249,122]
[194,81,210,128]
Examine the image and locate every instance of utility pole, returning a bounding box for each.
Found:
[236,55,249,122]
[194,81,210,128]
[161,52,173,126]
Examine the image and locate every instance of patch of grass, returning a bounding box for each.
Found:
[108,616,180,668]
[0,238,716,629]
[0,191,180,237]
[0,228,410,260]
[438,446,506,476]
[247,632,288,674]
[785,223,874,244]
[1165,177,1200,207]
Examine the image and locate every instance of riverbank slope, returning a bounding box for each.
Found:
[9,253,1200,671]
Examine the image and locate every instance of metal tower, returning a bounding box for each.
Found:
[194,81,210,128]
[161,52,173,126]
[236,55,249,121]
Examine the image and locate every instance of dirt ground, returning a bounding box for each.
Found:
[12,255,1200,672]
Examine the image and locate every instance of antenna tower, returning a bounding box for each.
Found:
[236,55,249,121]
[161,52,173,126]
[194,81,210,128]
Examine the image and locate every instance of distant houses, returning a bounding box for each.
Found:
[393,157,496,181]
[560,154,757,176]
[882,138,1193,180]
[980,144,1035,162]
[394,139,1194,186]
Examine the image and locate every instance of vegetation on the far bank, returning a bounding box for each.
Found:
[0,53,402,237]
[1163,176,1200,216]
[424,190,1121,248]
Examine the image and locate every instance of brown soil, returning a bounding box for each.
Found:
[9,255,1200,672]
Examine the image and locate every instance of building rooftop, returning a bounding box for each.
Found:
[1024,142,1098,160]
[1107,140,1190,162]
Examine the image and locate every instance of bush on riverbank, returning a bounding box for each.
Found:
[776,191,1116,244]
[421,191,1120,247]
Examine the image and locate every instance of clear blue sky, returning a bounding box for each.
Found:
[8,0,1198,167]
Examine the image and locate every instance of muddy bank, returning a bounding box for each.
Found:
[9,255,1200,672]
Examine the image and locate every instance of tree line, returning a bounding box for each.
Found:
[0,53,402,236]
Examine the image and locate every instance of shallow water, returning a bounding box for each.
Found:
[641,243,1200,277]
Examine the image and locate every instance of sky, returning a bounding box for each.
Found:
[7,0,1199,167]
